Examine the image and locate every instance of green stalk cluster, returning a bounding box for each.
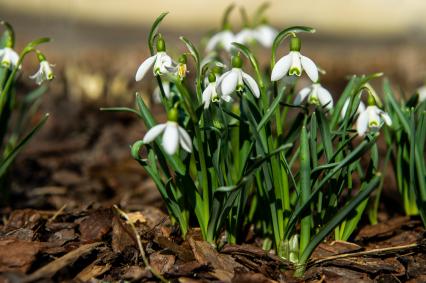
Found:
[105,8,426,278]
[0,21,51,200]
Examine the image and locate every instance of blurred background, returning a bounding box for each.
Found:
[2,0,426,93]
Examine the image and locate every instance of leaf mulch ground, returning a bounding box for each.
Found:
[0,207,424,282]
[0,62,425,282]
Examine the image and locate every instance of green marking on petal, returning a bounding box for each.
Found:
[289,67,301,76]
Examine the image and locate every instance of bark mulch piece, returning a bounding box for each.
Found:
[0,207,424,282]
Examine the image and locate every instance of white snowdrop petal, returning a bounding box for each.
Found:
[358,101,366,114]
[381,112,392,126]
[356,110,369,136]
[178,126,193,153]
[318,86,333,109]
[135,55,157,81]
[294,86,311,105]
[368,106,381,126]
[300,55,318,82]
[143,123,167,143]
[222,94,232,102]
[162,123,179,155]
[202,85,213,109]
[242,72,260,98]
[235,29,254,44]
[254,25,277,47]
[341,99,350,119]
[206,32,224,52]
[221,70,239,96]
[222,31,236,51]
[271,53,291,81]
[162,81,171,98]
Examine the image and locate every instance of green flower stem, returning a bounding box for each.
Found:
[175,81,210,239]
[299,124,311,256]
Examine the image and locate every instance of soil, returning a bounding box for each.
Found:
[0,54,425,282]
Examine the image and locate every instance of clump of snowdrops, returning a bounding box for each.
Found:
[106,4,425,276]
[0,21,53,198]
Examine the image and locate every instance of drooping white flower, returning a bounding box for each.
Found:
[206,30,235,52]
[0,47,19,69]
[253,24,277,48]
[271,37,318,83]
[29,60,54,85]
[153,81,172,103]
[202,73,232,109]
[135,51,174,81]
[235,28,256,45]
[135,37,176,81]
[340,99,366,119]
[417,85,426,103]
[143,119,192,155]
[356,105,392,136]
[216,55,260,98]
[294,83,333,110]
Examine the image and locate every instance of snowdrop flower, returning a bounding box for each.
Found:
[153,80,171,103]
[202,73,231,109]
[271,37,318,83]
[0,47,19,69]
[206,29,235,52]
[417,85,426,103]
[356,103,392,136]
[253,24,277,48]
[135,37,175,81]
[217,55,260,98]
[143,109,192,155]
[235,28,256,45]
[340,98,366,119]
[29,60,54,85]
[294,83,333,110]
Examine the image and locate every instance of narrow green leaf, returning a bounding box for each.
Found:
[100,107,141,117]
[0,113,49,177]
[298,174,381,265]
[148,12,169,54]
[256,86,286,131]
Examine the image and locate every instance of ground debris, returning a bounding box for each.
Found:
[0,239,45,273]
[78,208,113,242]
[23,242,101,282]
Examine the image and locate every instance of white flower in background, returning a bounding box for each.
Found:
[0,47,19,69]
[235,28,256,45]
[202,73,231,109]
[135,37,175,81]
[271,37,318,83]
[217,55,260,98]
[206,30,235,52]
[153,81,171,103]
[417,85,426,103]
[253,24,277,48]
[356,105,392,136]
[29,60,54,85]
[143,109,192,155]
[294,83,333,110]
[340,99,366,119]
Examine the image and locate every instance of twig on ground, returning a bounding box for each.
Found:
[113,205,169,283]
[311,242,420,266]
